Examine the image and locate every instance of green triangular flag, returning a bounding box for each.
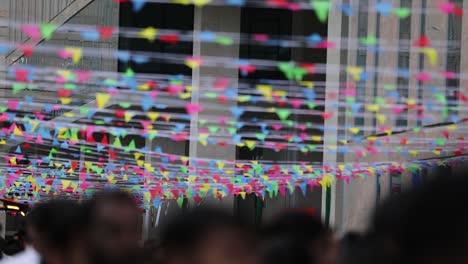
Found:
[176,197,184,208]
[435,138,446,146]
[308,145,317,151]
[208,126,219,133]
[307,102,316,109]
[12,83,26,94]
[256,133,266,141]
[215,37,234,45]
[293,67,308,82]
[204,92,217,98]
[276,109,291,120]
[79,107,89,115]
[124,140,136,152]
[284,120,294,127]
[64,83,76,90]
[148,131,158,141]
[278,62,294,80]
[227,127,237,135]
[119,102,131,109]
[113,137,122,147]
[360,35,378,46]
[311,1,330,23]
[393,8,410,19]
[40,23,57,40]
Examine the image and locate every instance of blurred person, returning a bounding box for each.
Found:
[0,229,40,264]
[84,190,143,264]
[159,208,257,264]
[9,200,89,264]
[260,210,338,264]
[143,239,160,264]
[1,239,24,258]
[365,175,468,264]
[0,224,7,261]
[339,232,367,264]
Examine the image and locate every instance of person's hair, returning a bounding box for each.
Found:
[262,211,328,242]
[159,208,246,254]
[365,175,468,264]
[260,211,329,264]
[85,190,137,218]
[26,199,87,251]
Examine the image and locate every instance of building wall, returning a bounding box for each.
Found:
[0,0,9,238]
[2,0,465,238]
[327,0,467,234]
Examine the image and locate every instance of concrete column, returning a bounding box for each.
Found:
[422,1,448,126]
[0,211,5,238]
[459,1,468,117]
[406,0,422,128]
[363,0,377,136]
[0,0,9,163]
[323,0,345,230]
[188,6,241,210]
[0,0,8,96]
[375,6,399,128]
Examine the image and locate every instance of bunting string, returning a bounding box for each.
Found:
[0,0,466,206]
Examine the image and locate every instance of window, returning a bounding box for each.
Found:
[119,3,194,75]
[395,0,411,128]
[445,0,462,117]
[354,0,368,134]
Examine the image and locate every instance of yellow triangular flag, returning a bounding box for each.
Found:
[257,85,272,99]
[60,97,72,105]
[299,81,314,88]
[147,112,159,122]
[246,140,256,150]
[138,27,158,42]
[144,192,151,203]
[124,112,134,123]
[96,93,110,109]
[62,180,71,189]
[347,66,363,81]
[349,127,360,134]
[65,47,82,64]
[171,0,191,4]
[311,136,322,142]
[420,47,438,66]
[239,192,246,200]
[192,0,211,6]
[216,161,225,170]
[376,114,386,124]
[366,104,380,112]
[13,125,23,136]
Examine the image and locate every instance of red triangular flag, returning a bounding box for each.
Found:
[413,36,429,47]
[97,26,114,40]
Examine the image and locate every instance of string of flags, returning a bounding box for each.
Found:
[0,0,466,206]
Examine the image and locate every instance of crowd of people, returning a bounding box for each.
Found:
[0,174,466,264]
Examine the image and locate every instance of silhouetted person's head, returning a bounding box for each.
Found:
[85,190,142,264]
[159,208,257,264]
[368,175,468,264]
[261,211,338,264]
[26,200,88,264]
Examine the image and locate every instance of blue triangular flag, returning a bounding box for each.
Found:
[132,0,146,12]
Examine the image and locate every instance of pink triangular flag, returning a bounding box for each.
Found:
[21,25,41,41]
[185,103,204,115]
